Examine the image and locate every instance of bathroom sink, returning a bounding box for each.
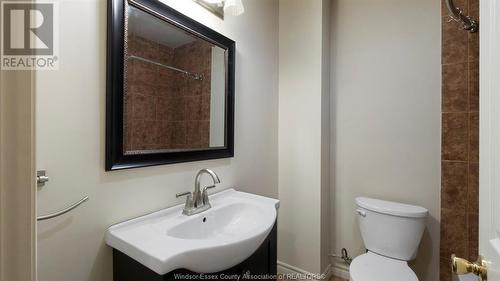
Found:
[105,189,279,275]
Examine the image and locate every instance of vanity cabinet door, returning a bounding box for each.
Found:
[236,222,277,281]
[113,250,163,281]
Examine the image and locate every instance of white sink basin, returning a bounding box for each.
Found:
[105,189,279,275]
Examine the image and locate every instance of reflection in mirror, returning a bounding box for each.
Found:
[124,5,227,154]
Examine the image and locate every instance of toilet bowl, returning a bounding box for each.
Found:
[349,197,428,281]
[350,251,418,281]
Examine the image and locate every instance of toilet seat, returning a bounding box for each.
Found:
[349,252,418,281]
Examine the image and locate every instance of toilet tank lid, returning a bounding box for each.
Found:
[355,197,428,218]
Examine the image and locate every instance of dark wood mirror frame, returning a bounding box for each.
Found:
[106,0,235,171]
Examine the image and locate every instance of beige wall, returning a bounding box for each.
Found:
[35,1,278,280]
[278,0,331,275]
[331,0,441,280]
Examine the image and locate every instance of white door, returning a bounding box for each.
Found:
[475,0,500,280]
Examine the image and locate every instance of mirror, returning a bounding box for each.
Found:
[106,0,235,171]
[125,5,227,152]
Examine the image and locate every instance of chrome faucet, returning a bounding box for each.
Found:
[176,169,221,216]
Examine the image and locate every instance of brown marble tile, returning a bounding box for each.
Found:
[440,257,452,281]
[185,96,203,121]
[186,121,203,147]
[169,122,186,146]
[468,163,479,214]
[128,82,156,97]
[469,61,479,111]
[129,120,162,150]
[157,68,175,97]
[173,74,189,97]
[170,97,186,121]
[201,95,211,121]
[441,208,468,259]
[442,18,468,65]
[468,31,479,62]
[442,0,468,17]
[189,79,203,96]
[173,43,190,71]
[124,99,134,151]
[441,161,468,210]
[202,79,211,97]
[125,60,135,77]
[129,35,158,61]
[124,35,215,151]
[469,112,479,162]
[156,97,170,121]
[469,0,479,22]
[145,121,163,150]
[123,129,133,152]
[174,40,212,74]
[132,60,157,86]
[441,0,480,274]
[127,35,136,55]
[157,44,174,65]
[442,113,469,161]
[124,93,133,120]
[159,121,172,148]
[131,94,156,120]
[442,63,468,112]
[468,212,479,261]
[200,120,210,147]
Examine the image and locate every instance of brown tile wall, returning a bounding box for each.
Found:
[440,0,479,279]
[124,35,212,152]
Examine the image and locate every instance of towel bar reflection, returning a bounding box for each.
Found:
[37,196,89,221]
[127,55,205,81]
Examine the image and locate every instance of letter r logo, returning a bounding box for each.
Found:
[2,3,53,56]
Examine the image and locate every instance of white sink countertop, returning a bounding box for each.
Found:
[105,188,279,275]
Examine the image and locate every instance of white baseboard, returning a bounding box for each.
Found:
[330,262,350,280]
[277,261,332,280]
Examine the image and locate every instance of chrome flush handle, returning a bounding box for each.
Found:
[356,209,366,217]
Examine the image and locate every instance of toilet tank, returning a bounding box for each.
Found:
[355,197,428,261]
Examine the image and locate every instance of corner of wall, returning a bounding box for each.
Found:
[0,70,37,281]
[278,0,332,275]
[320,0,332,274]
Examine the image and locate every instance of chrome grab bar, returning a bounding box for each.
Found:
[37,196,89,221]
[445,0,478,33]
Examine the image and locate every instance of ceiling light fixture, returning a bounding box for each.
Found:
[193,0,245,18]
[203,0,224,4]
[223,0,245,16]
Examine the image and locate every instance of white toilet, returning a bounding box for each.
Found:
[349,197,428,281]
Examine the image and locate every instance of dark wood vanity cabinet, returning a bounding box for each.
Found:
[113,222,277,281]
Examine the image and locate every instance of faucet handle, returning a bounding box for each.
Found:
[177,191,194,210]
[176,191,191,198]
[202,185,216,204]
[203,185,216,192]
